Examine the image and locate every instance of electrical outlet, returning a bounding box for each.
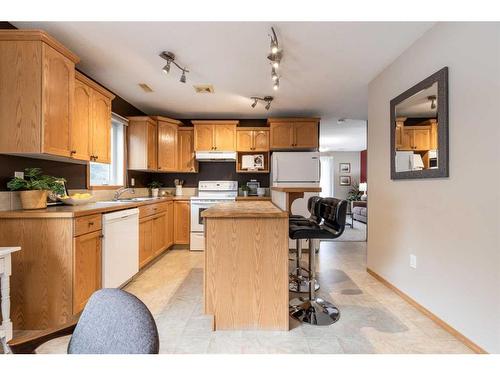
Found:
[130,178,135,187]
[410,254,417,269]
[14,171,24,179]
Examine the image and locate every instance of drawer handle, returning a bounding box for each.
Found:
[88,222,94,226]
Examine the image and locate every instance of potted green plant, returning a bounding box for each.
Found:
[7,168,66,210]
[346,180,362,202]
[241,184,250,197]
[148,181,162,198]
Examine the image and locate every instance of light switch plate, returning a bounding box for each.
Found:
[410,254,417,269]
[14,171,24,179]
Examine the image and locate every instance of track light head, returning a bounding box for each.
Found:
[265,102,271,110]
[180,70,187,83]
[428,95,437,109]
[271,68,278,81]
[162,62,171,75]
[251,98,258,108]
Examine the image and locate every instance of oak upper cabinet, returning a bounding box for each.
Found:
[73,229,102,314]
[268,118,320,150]
[398,126,431,151]
[153,116,180,172]
[72,79,92,161]
[236,128,270,151]
[174,200,190,245]
[177,127,198,172]
[0,30,80,159]
[192,121,238,151]
[73,72,115,163]
[128,117,158,171]
[91,89,113,163]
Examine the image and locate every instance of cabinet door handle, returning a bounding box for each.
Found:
[88,222,94,226]
[70,150,76,155]
[94,155,98,160]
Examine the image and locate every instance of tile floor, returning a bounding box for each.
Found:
[36,241,474,354]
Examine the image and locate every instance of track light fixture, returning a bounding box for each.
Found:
[160,51,189,83]
[267,27,283,90]
[428,95,437,109]
[250,96,274,110]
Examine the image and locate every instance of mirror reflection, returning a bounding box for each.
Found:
[394,82,438,172]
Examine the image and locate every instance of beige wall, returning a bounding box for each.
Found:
[368,23,500,353]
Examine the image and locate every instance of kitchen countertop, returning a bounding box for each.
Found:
[271,187,322,193]
[235,196,271,201]
[201,201,287,218]
[0,195,192,219]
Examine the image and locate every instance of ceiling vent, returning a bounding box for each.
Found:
[193,85,214,94]
[138,83,154,93]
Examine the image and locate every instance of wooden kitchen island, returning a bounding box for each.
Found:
[202,201,289,331]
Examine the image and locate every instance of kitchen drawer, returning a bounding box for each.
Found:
[74,214,102,237]
[139,202,168,219]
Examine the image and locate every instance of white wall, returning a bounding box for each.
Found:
[321,152,361,200]
[368,23,500,353]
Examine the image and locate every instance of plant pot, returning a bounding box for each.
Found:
[243,191,248,197]
[20,190,48,210]
[151,188,159,198]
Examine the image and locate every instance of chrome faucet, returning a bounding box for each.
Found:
[113,187,135,201]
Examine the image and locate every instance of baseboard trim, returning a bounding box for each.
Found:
[366,268,488,354]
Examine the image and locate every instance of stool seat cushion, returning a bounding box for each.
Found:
[289,222,339,240]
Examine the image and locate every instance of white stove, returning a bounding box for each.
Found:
[190,181,238,251]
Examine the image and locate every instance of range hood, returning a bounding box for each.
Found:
[195,151,237,161]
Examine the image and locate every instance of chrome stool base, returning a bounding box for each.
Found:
[289,297,340,326]
[289,278,320,293]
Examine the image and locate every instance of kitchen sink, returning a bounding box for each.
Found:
[98,197,161,204]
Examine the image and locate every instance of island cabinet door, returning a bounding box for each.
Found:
[41,43,75,158]
[73,230,102,314]
[139,217,154,268]
[157,120,178,172]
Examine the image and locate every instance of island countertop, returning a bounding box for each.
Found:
[201,201,287,218]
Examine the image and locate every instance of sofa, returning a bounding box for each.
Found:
[351,201,367,223]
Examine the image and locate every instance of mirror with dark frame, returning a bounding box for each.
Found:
[390,67,449,179]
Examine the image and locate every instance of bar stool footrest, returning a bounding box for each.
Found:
[289,297,340,326]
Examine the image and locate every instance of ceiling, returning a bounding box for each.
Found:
[396,82,438,118]
[13,21,434,150]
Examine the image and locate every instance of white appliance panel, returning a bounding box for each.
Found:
[272,152,320,185]
[102,208,139,288]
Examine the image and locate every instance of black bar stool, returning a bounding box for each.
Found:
[288,197,348,325]
[288,196,322,293]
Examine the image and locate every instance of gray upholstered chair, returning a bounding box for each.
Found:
[8,289,159,354]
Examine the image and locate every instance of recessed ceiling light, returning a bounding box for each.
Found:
[193,85,215,94]
[138,83,153,93]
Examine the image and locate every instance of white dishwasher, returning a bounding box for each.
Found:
[102,208,139,288]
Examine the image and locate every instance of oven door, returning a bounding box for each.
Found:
[190,201,213,232]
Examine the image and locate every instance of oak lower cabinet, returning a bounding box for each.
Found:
[174,201,190,245]
[138,201,174,269]
[268,118,320,150]
[192,120,238,151]
[0,213,104,330]
[73,71,115,163]
[0,30,80,159]
[73,229,102,314]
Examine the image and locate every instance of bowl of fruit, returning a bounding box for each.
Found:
[59,193,94,206]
